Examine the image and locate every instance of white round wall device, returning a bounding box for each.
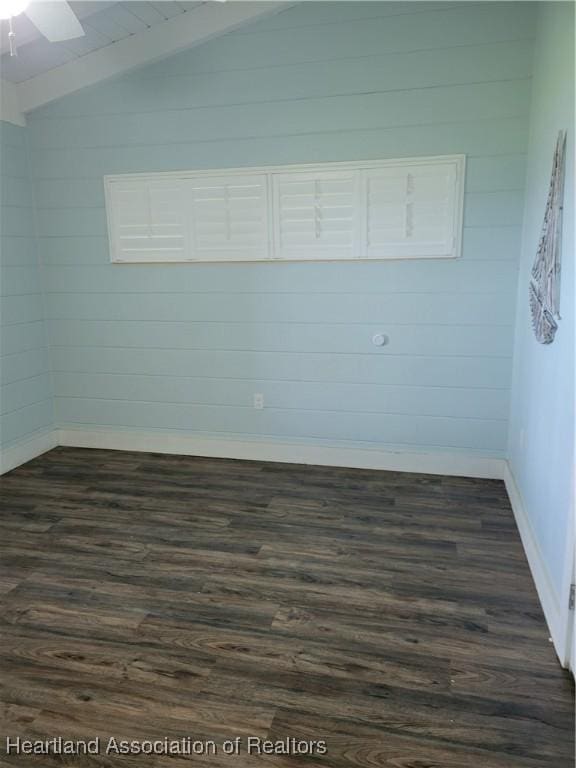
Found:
[372,333,388,347]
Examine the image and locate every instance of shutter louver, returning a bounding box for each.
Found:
[272,171,359,260]
[363,161,459,259]
[188,174,268,261]
[107,179,187,262]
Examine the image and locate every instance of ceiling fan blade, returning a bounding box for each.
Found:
[25,1,84,42]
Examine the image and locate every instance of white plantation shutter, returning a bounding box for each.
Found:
[107,178,187,262]
[362,161,460,259]
[105,156,464,263]
[187,174,268,261]
[272,170,360,260]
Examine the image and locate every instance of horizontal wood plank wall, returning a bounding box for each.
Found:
[26,2,535,458]
[0,120,54,451]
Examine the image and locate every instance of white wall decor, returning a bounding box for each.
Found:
[529,130,567,344]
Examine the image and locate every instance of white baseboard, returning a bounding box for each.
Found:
[0,429,58,475]
[503,462,567,664]
[57,427,505,479]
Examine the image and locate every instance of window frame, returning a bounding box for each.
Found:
[104,154,465,264]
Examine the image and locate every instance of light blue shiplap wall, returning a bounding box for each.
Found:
[26,1,535,457]
[509,2,574,595]
[0,120,53,450]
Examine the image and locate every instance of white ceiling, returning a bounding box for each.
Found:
[0,1,286,124]
[0,1,202,82]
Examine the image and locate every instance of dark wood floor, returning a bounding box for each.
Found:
[0,447,573,767]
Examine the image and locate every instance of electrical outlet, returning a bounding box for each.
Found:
[253,393,264,410]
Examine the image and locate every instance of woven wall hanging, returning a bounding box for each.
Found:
[529,130,567,344]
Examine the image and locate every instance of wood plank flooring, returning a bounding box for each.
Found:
[0,447,573,767]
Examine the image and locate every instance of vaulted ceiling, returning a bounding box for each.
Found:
[0,1,288,125]
[0,2,201,82]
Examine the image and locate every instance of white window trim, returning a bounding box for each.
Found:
[104,154,466,264]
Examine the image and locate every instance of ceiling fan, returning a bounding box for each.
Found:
[0,0,84,55]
